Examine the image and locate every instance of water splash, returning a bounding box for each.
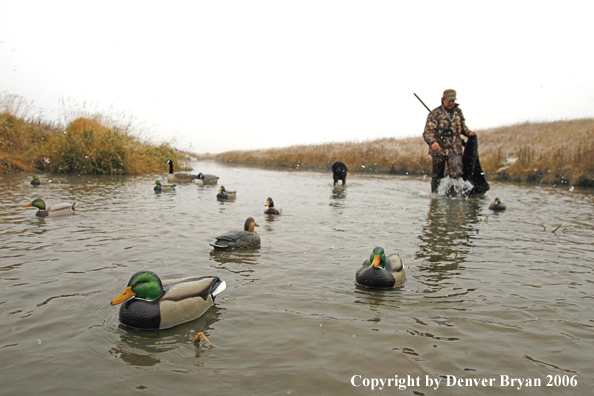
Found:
[436,176,474,197]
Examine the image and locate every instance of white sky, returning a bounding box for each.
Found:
[1,1,593,154]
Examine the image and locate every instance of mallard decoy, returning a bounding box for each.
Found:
[111,271,226,335]
[489,197,506,211]
[30,175,47,186]
[166,159,197,183]
[196,172,219,185]
[153,180,176,192]
[355,246,406,288]
[264,197,282,215]
[216,186,236,201]
[210,217,260,250]
[22,198,77,217]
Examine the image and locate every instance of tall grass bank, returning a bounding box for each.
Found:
[1,93,179,175]
[216,119,594,187]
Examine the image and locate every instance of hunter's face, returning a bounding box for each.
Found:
[442,98,456,109]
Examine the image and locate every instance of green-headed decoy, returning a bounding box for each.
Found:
[111,270,226,335]
[355,246,406,288]
[30,175,44,186]
[23,198,77,217]
[216,186,237,201]
[488,197,506,211]
[154,180,176,192]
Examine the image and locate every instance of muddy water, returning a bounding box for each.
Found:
[1,161,593,395]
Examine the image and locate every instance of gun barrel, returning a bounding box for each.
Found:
[414,93,431,113]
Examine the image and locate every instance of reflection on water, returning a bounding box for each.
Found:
[1,163,593,395]
[416,196,486,297]
[330,185,347,212]
[209,249,261,275]
[331,185,347,200]
[109,307,224,366]
[417,197,483,267]
[262,213,279,232]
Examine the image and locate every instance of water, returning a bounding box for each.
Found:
[436,176,474,197]
[1,161,593,395]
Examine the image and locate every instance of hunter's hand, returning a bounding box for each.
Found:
[469,131,476,136]
[432,142,442,153]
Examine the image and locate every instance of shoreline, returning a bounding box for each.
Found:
[2,107,593,187]
[212,119,594,188]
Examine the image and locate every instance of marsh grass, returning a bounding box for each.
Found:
[478,120,594,186]
[216,137,431,174]
[1,92,179,175]
[42,117,178,175]
[0,112,58,172]
[216,119,594,187]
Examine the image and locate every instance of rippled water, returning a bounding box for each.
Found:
[1,161,593,395]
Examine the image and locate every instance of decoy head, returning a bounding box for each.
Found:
[369,246,387,269]
[154,180,162,186]
[265,197,274,207]
[244,217,260,232]
[23,198,46,210]
[111,271,164,305]
[493,197,501,205]
[219,186,226,192]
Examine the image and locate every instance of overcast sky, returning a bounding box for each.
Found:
[1,1,593,154]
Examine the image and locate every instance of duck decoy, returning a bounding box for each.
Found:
[196,172,219,185]
[210,217,260,250]
[30,176,47,186]
[264,197,282,215]
[166,159,197,183]
[216,186,236,201]
[355,246,406,288]
[153,180,176,192]
[111,270,226,334]
[489,197,506,211]
[23,198,77,217]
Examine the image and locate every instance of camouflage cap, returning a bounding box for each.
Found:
[443,89,457,102]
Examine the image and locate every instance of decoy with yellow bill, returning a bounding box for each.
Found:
[355,246,406,289]
[23,198,77,217]
[111,270,226,342]
[210,217,260,250]
[264,197,282,215]
[489,197,506,211]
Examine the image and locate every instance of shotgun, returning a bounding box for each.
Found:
[414,93,431,113]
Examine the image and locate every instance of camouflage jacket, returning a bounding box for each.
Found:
[423,105,472,157]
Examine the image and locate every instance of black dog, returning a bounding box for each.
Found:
[332,161,347,186]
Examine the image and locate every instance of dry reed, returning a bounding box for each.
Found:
[216,119,594,187]
[1,92,180,175]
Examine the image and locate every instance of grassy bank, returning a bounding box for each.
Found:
[215,119,594,187]
[0,93,179,175]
